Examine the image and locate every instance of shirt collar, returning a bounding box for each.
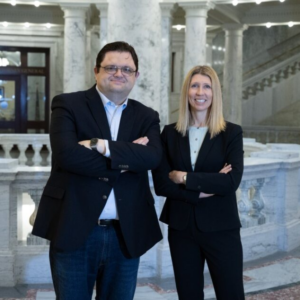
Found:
[95,86,128,110]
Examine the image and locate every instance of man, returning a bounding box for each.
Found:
[32,41,163,300]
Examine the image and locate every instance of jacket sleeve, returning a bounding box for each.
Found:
[108,110,163,173]
[50,95,120,181]
[185,125,244,195]
[152,127,200,205]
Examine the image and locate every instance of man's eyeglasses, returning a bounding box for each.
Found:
[99,65,137,76]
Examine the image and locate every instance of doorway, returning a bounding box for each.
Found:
[0,46,50,133]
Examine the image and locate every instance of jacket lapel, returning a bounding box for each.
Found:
[194,132,217,171]
[117,99,135,141]
[179,132,193,172]
[85,86,112,140]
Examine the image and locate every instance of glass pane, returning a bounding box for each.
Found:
[0,51,21,67]
[28,52,46,67]
[27,76,46,121]
[0,79,15,121]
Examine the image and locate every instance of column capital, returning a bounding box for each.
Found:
[96,3,109,18]
[60,4,90,18]
[222,23,248,32]
[160,2,176,18]
[178,1,215,17]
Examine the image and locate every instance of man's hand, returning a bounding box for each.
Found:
[220,163,232,174]
[132,136,149,145]
[78,139,106,155]
[169,170,187,184]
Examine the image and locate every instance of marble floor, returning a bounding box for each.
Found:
[1,246,300,300]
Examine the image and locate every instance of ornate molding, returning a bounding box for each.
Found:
[223,23,248,31]
[60,4,90,19]
[178,1,215,18]
[160,2,176,18]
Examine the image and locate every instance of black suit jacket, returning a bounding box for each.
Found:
[152,122,243,232]
[32,86,163,257]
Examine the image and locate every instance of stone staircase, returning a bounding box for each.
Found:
[242,32,300,100]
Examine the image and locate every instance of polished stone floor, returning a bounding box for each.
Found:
[1,245,300,300]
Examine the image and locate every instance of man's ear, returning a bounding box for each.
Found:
[135,71,140,79]
[94,67,99,75]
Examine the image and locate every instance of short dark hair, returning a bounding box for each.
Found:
[95,41,139,73]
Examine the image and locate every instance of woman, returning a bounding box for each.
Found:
[152,66,245,300]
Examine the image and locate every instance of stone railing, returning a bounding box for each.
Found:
[0,134,51,166]
[242,54,300,100]
[240,144,300,261]
[243,125,300,144]
[1,140,300,285]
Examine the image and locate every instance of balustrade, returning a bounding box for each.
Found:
[0,134,51,166]
[1,137,300,285]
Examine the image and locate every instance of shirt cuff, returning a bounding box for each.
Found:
[103,140,110,157]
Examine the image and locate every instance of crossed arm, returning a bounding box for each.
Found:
[78,136,149,155]
[50,95,161,178]
[168,164,232,198]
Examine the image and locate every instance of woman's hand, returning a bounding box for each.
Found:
[169,171,187,184]
[199,163,232,198]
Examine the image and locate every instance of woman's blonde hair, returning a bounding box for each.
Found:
[175,65,226,138]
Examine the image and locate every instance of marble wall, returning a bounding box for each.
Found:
[243,26,289,63]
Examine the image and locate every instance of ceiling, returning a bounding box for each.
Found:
[0,0,299,30]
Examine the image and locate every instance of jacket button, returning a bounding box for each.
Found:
[104,178,109,182]
[102,195,107,200]
[198,185,201,189]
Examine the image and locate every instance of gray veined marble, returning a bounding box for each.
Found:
[61,5,90,93]
[107,0,161,113]
[222,24,248,125]
[179,2,215,77]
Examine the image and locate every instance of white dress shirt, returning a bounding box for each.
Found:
[96,86,128,220]
[188,126,208,170]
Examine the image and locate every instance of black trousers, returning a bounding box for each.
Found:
[168,211,245,300]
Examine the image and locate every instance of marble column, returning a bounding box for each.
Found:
[179,1,214,76]
[107,0,161,112]
[222,24,248,125]
[97,3,109,50]
[206,32,215,66]
[0,171,17,286]
[61,4,89,93]
[159,3,175,128]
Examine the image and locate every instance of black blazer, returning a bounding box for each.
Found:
[152,122,243,232]
[32,86,163,257]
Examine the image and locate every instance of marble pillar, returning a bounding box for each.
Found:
[179,1,214,76]
[86,26,100,88]
[206,32,215,66]
[61,4,89,93]
[159,3,175,128]
[107,0,161,112]
[0,171,17,286]
[97,3,108,50]
[222,24,248,125]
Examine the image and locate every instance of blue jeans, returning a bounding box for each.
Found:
[49,223,140,300]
